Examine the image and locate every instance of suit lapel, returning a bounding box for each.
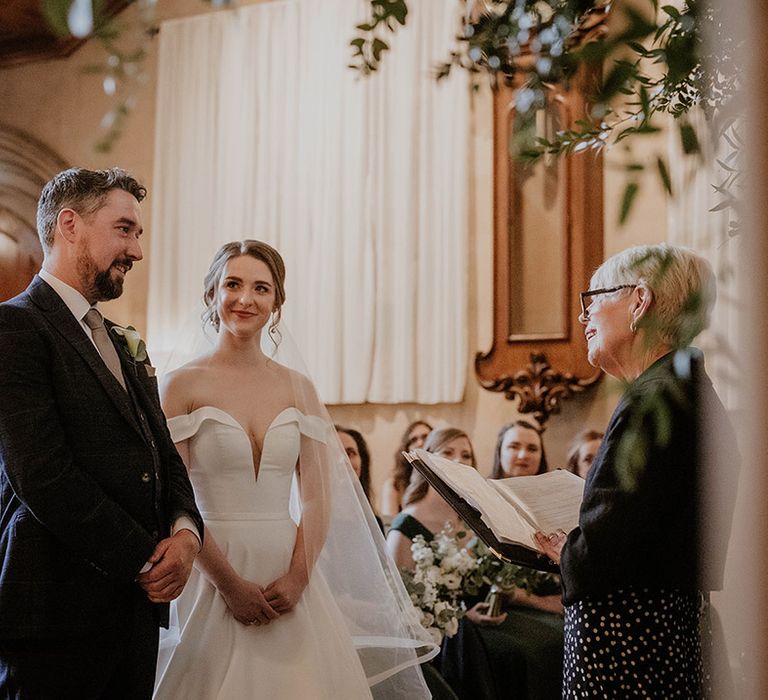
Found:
[27,277,144,438]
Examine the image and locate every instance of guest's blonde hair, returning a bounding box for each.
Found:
[403,427,475,506]
[566,429,604,474]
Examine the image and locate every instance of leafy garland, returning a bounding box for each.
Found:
[40,0,245,152]
[42,0,741,226]
[350,0,742,228]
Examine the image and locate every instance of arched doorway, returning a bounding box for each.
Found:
[0,123,67,301]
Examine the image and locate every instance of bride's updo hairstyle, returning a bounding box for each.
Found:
[202,239,287,338]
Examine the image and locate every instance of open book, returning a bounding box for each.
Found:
[406,449,585,570]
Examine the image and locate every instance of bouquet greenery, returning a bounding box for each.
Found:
[464,539,561,599]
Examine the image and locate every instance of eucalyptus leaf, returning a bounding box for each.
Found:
[41,0,74,38]
[619,182,639,225]
[679,123,700,154]
[651,395,673,448]
[656,156,673,195]
[600,61,637,100]
[715,158,738,173]
[372,38,388,61]
[709,199,735,213]
[661,5,681,20]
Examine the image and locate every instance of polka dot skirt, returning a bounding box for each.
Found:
[563,588,708,698]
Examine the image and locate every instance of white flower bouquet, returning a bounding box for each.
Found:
[400,527,477,644]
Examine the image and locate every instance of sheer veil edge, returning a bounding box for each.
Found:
[156,306,438,698]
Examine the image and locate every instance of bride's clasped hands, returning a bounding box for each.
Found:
[219,574,280,627]
[264,568,309,614]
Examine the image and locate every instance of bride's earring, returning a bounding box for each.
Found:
[268,308,280,335]
[210,309,220,331]
[267,312,282,351]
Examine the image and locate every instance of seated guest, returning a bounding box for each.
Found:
[379,420,433,517]
[390,425,564,699]
[491,420,548,478]
[477,422,564,700]
[565,429,604,479]
[387,427,506,700]
[335,425,384,533]
[387,427,480,568]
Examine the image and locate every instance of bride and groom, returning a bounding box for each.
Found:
[0,168,434,699]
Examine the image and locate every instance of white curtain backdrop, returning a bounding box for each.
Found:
[666,109,740,410]
[148,0,470,404]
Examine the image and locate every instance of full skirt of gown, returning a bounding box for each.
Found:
[153,406,373,700]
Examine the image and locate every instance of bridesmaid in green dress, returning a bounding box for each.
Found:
[387,427,503,700]
[387,424,564,700]
[485,421,564,700]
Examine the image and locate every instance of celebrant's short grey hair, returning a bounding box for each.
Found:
[590,243,716,349]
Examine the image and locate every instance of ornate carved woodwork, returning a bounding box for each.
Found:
[479,352,600,428]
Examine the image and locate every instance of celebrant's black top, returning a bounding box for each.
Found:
[560,350,738,607]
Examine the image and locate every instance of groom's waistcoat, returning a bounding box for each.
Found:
[0,276,200,638]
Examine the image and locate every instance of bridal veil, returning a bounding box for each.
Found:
[160,311,438,698]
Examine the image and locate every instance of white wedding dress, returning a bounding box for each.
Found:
[153,406,373,699]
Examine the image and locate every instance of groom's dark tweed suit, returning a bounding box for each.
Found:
[0,276,203,698]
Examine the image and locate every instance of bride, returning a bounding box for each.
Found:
[153,240,434,699]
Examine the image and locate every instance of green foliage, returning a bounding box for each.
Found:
[41,0,74,37]
[353,0,742,229]
[464,540,560,596]
[614,364,688,491]
[41,0,238,153]
[656,156,672,196]
[348,0,409,75]
[619,182,639,225]
[42,0,112,39]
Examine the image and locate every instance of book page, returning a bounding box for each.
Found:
[489,469,584,533]
[411,449,538,548]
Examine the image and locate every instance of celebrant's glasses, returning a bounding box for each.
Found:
[579,285,636,320]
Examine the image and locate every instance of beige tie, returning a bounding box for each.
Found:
[83,308,127,390]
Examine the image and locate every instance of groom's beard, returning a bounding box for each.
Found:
[77,250,132,302]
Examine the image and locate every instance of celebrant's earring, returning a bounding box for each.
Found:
[630,319,637,333]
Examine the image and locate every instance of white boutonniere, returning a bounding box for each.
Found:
[111,325,148,362]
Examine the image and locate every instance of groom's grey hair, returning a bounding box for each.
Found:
[37,167,147,253]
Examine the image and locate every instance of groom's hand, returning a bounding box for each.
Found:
[137,530,201,603]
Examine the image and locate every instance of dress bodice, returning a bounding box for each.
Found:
[167,406,327,518]
[388,513,435,542]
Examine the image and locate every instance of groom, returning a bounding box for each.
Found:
[0,168,203,698]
